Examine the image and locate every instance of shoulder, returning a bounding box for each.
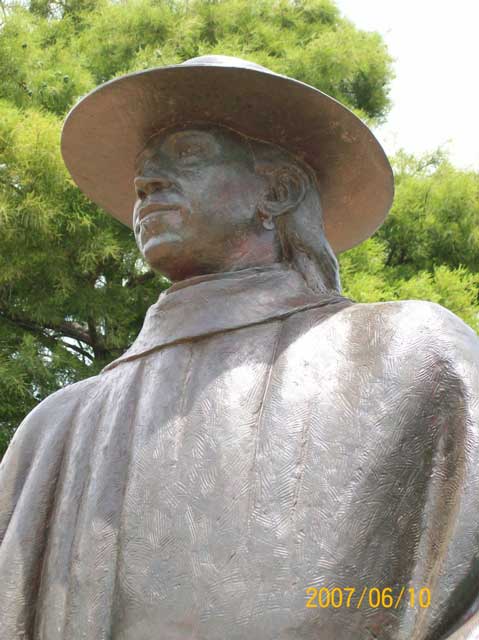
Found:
[337,301,479,392]
[21,373,100,425]
[3,374,101,462]
[302,298,479,374]
[341,299,478,349]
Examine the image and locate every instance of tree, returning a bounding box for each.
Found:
[1,0,475,460]
[0,0,395,457]
[339,151,479,334]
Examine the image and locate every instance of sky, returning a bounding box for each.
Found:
[335,0,479,170]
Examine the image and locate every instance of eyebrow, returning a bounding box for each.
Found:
[135,130,219,173]
[171,131,215,145]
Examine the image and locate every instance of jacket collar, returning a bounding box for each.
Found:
[102,263,352,372]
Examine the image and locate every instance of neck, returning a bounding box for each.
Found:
[220,230,281,272]
[166,231,282,283]
[167,262,287,294]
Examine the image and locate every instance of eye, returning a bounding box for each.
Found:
[136,188,147,200]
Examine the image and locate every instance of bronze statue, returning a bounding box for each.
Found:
[0,56,478,640]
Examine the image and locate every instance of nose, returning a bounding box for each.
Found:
[134,175,174,200]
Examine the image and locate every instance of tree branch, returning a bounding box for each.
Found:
[125,270,156,288]
[0,310,92,360]
[53,320,92,345]
[86,316,108,360]
[58,338,94,362]
[0,305,92,349]
[0,303,130,365]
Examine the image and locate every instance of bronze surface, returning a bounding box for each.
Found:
[1,55,478,640]
[1,266,479,639]
[61,55,394,254]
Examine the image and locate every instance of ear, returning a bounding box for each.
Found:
[257,164,308,230]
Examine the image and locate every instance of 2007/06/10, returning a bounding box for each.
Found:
[305,586,431,609]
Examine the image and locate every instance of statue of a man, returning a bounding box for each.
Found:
[1,56,478,640]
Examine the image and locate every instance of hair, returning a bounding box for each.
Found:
[246,137,342,295]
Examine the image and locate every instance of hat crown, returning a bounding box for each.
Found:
[181,55,270,73]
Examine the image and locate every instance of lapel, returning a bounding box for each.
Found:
[102,263,352,372]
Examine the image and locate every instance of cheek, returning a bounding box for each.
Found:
[189,170,258,222]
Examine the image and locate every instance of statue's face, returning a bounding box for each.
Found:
[133,125,268,281]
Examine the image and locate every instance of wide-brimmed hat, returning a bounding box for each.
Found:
[61,55,394,254]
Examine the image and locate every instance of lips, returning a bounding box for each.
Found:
[140,210,168,227]
[138,202,181,223]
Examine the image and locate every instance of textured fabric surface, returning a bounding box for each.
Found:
[1,266,479,639]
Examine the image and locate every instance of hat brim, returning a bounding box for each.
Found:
[61,63,394,254]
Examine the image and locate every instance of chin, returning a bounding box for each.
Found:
[141,236,188,276]
[148,256,205,282]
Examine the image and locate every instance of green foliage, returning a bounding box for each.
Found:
[0,9,93,113]
[0,85,169,458]
[0,0,394,120]
[0,0,395,458]
[0,0,477,462]
[340,152,479,333]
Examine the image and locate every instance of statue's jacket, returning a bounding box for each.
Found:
[1,263,479,640]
